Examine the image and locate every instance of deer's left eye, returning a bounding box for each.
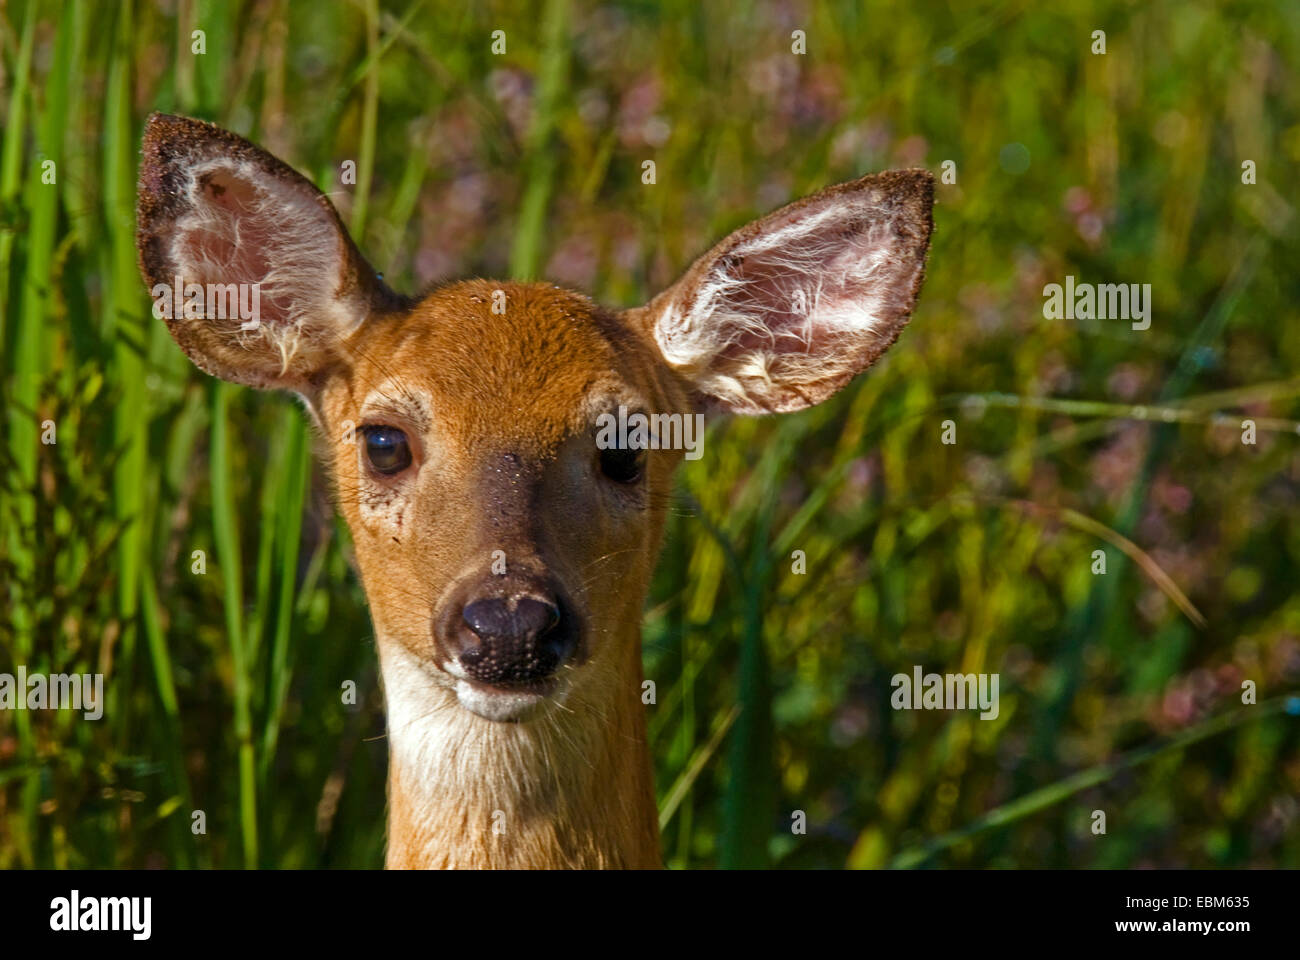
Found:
[362,425,412,475]
[599,445,645,485]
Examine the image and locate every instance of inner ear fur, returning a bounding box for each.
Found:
[630,169,935,415]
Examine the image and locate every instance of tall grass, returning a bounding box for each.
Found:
[1,0,1298,869]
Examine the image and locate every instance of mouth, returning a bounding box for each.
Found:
[450,672,569,723]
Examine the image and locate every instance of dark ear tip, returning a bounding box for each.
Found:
[142,112,183,145]
[140,114,195,181]
[836,168,935,227]
[902,166,936,192]
[141,112,223,154]
[877,167,935,208]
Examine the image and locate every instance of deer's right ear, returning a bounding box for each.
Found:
[137,113,395,391]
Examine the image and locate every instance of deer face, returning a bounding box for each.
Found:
[137,113,933,731]
[311,280,688,722]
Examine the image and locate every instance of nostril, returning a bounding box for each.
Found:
[457,595,572,686]
[462,597,559,643]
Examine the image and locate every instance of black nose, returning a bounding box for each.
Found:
[458,596,573,685]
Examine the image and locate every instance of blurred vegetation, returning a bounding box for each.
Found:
[1,0,1299,869]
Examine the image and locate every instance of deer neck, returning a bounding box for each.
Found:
[377,625,661,869]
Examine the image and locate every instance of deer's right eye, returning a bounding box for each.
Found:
[362,425,412,475]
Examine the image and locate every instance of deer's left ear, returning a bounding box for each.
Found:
[637,169,934,414]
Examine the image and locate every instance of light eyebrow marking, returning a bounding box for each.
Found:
[580,381,647,427]
[361,381,433,430]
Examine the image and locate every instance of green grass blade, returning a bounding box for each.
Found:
[508,0,569,279]
[210,380,257,868]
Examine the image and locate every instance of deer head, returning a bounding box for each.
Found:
[136,113,934,868]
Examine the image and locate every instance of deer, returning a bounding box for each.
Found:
[136,112,934,869]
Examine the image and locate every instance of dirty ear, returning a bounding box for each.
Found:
[639,169,934,415]
[136,113,398,390]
